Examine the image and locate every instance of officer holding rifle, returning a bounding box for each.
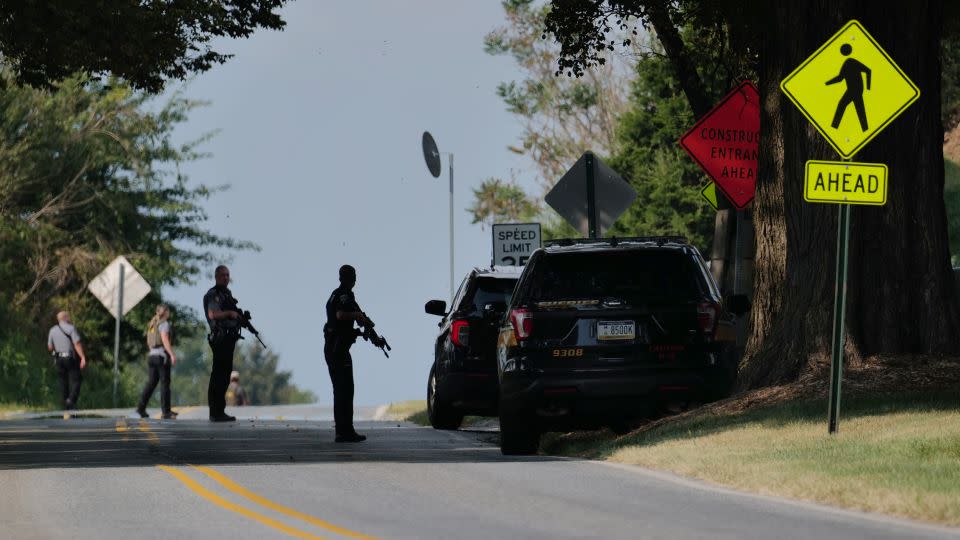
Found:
[203,265,265,422]
[323,264,390,443]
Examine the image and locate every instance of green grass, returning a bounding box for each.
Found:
[543,392,960,525]
[0,403,42,419]
[383,400,486,428]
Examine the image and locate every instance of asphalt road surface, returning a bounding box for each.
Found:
[0,406,956,540]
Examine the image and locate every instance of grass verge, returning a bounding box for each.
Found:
[0,403,42,419]
[542,391,960,526]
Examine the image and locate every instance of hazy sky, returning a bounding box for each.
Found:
[165,1,543,404]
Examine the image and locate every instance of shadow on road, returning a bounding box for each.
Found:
[0,418,561,470]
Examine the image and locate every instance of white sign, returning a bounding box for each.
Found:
[493,223,541,266]
[87,256,151,318]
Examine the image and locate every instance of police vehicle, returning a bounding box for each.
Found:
[495,237,749,454]
[424,266,522,429]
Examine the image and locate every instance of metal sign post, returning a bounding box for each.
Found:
[112,264,124,408]
[828,199,851,434]
[585,152,598,239]
[448,153,455,302]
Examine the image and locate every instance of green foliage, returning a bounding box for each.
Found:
[946,160,960,267]
[0,1,288,92]
[484,0,630,189]
[0,74,256,408]
[468,178,540,228]
[603,32,741,254]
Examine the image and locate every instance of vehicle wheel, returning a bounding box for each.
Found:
[499,409,540,455]
[427,368,463,430]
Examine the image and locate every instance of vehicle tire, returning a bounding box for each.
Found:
[427,368,463,430]
[499,408,540,455]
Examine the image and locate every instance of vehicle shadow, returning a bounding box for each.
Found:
[0,419,563,470]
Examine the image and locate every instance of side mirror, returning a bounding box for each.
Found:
[483,301,508,317]
[425,300,447,317]
[726,294,750,317]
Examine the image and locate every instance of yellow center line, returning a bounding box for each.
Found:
[115,418,130,442]
[157,466,328,540]
[192,465,377,540]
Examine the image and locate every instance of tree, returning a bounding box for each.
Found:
[0,1,287,92]
[0,74,256,406]
[544,0,960,390]
[468,178,540,228]
[484,0,632,191]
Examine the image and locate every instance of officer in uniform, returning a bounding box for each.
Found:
[203,265,243,422]
[47,311,87,410]
[324,265,371,442]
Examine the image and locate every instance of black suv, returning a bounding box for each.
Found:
[495,237,748,454]
[424,266,522,429]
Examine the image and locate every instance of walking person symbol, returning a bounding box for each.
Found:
[826,43,872,131]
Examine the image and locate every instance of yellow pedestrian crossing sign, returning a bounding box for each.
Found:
[780,20,919,159]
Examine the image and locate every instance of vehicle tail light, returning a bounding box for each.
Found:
[696,301,719,336]
[451,320,470,347]
[509,309,533,341]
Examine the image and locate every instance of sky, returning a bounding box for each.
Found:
[164,1,543,404]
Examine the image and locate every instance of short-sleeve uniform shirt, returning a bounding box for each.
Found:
[48,323,81,355]
[325,286,359,337]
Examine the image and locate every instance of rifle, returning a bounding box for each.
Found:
[231,299,267,349]
[356,313,391,358]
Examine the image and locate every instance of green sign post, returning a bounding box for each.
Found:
[780,21,919,434]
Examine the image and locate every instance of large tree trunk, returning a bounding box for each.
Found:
[738,0,960,389]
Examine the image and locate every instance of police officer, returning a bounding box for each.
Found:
[324,265,371,442]
[203,265,242,422]
[47,311,87,410]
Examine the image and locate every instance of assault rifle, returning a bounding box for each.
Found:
[356,314,391,358]
[232,301,266,349]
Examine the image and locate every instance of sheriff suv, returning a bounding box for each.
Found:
[495,237,748,454]
[424,266,522,429]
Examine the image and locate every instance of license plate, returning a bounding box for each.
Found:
[597,321,636,341]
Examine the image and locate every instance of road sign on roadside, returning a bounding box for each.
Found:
[88,256,151,408]
[492,223,541,266]
[804,160,887,205]
[545,151,637,238]
[680,81,760,210]
[88,256,151,317]
[700,182,720,211]
[780,20,919,159]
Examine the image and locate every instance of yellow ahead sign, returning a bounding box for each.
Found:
[781,20,919,159]
[804,160,887,205]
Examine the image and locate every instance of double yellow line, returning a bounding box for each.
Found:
[158,465,375,540]
[116,417,373,539]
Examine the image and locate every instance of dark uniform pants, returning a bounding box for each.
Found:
[138,355,172,413]
[56,355,82,408]
[324,338,355,435]
[208,337,237,417]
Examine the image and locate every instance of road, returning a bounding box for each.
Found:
[0,407,956,540]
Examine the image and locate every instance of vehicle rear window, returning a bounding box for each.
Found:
[466,277,517,312]
[524,251,704,304]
